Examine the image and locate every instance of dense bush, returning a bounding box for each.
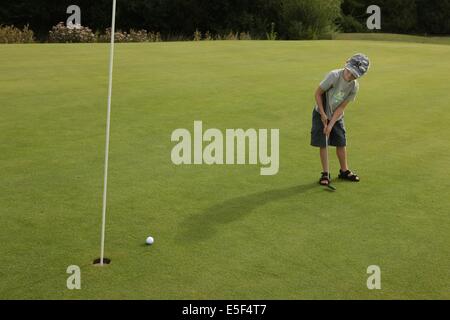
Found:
[1,0,449,42]
[193,29,253,41]
[337,15,365,33]
[97,28,162,42]
[0,24,34,43]
[377,0,418,34]
[340,0,450,35]
[127,29,151,42]
[281,0,341,39]
[416,0,450,35]
[266,22,278,40]
[49,22,96,43]
[48,24,163,43]
[0,0,283,40]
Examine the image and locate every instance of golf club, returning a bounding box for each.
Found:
[325,133,337,191]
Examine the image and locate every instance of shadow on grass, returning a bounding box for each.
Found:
[176,182,318,243]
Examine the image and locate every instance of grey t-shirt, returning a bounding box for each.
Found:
[315,69,359,120]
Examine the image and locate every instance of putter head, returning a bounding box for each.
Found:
[327,184,337,191]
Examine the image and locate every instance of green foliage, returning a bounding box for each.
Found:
[266,22,278,40]
[204,31,213,41]
[378,0,418,33]
[340,0,450,35]
[0,24,34,43]
[239,32,252,40]
[416,0,450,35]
[337,15,365,33]
[0,0,449,41]
[193,29,202,41]
[281,0,341,39]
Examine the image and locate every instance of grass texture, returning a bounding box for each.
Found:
[1,40,449,299]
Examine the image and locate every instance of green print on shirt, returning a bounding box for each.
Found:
[332,91,346,105]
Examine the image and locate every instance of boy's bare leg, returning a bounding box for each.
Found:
[336,147,349,172]
[320,147,328,172]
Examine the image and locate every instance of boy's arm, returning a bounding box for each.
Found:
[325,101,350,136]
[315,87,328,125]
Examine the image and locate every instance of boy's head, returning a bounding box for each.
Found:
[343,69,357,82]
[345,53,371,80]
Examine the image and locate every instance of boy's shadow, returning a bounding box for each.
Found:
[176,182,317,243]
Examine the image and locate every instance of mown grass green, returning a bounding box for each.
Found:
[1,40,449,299]
[334,33,450,45]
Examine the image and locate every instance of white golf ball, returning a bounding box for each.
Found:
[146,236,154,245]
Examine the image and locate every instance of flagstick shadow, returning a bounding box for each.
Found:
[176,182,317,243]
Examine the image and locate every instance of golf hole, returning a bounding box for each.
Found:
[93,258,111,266]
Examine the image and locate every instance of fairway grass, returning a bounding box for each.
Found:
[334,33,450,46]
[1,40,449,299]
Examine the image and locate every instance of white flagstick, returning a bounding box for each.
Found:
[100,0,117,266]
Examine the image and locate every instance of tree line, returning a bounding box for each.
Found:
[0,0,449,41]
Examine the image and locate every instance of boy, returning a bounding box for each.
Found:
[311,53,370,186]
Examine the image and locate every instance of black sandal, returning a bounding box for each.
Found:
[319,172,331,186]
[338,170,360,182]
